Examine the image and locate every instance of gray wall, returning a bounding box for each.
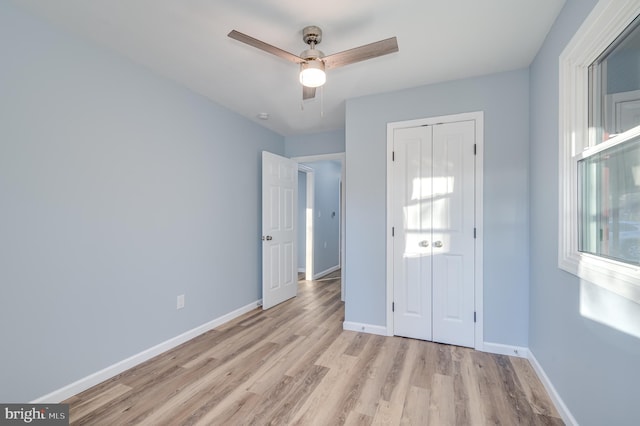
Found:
[0,2,284,402]
[530,1,640,424]
[305,161,341,276]
[285,129,345,157]
[298,161,341,276]
[345,69,530,346]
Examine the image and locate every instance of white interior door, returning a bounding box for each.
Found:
[431,121,476,347]
[392,120,476,347]
[262,151,297,310]
[392,126,433,341]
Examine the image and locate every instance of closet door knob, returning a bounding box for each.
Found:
[418,240,429,247]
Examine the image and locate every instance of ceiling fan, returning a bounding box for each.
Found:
[228,26,399,100]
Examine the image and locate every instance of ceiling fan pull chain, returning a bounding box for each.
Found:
[320,86,324,117]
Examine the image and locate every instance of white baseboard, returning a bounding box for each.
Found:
[314,264,340,280]
[32,300,262,403]
[528,350,577,426]
[342,321,389,336]
[482,341,529,358]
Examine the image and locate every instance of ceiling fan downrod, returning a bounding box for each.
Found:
[301,26,324,61]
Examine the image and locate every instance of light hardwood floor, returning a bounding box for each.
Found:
[64,271,563,425]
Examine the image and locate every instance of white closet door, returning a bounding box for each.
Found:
[392,126,433,340]
[392,120,476,348]
[431,121,476,347]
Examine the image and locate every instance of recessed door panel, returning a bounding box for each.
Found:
[269,186,280,231]
[269,244,281,290]
[284,187,294,231]
[283,241,294,287]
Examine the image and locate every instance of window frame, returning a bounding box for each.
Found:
[559,0,640,303]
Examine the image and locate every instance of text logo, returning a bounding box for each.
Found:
[0,404,68,425]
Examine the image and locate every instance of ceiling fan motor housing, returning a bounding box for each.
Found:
[302,26,322,46]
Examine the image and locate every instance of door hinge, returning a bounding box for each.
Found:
[392,151,395,161]
[392,302,395,312]
[474,228,476,238]
[392,226,395,237]
[474,144,477,155]
[474,311,477,323]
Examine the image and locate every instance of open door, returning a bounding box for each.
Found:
[262,151,298,309]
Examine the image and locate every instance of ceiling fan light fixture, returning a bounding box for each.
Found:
[299,60,326,88]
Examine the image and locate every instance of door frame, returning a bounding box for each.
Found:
[385,111,484,350]
[298,164,315,281]
[293,153,346,301]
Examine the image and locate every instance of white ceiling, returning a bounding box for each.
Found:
[14,0,565,136]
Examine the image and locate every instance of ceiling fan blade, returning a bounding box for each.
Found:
[303,86,316,100]
[323,37,398,70]
[228,30,303,64]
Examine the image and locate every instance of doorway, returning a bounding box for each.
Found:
[294,153,346,301]
[386,112,484,349]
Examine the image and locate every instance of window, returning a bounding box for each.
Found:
[578,135,640,265]
[589,14,640,145]
[559,0,640,303]
[579,15,640,267]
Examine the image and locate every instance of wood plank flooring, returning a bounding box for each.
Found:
[64,271,563,425]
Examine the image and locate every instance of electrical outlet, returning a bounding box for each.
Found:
[177,294,185,310]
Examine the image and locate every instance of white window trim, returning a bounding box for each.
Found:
[559,0,640,303]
